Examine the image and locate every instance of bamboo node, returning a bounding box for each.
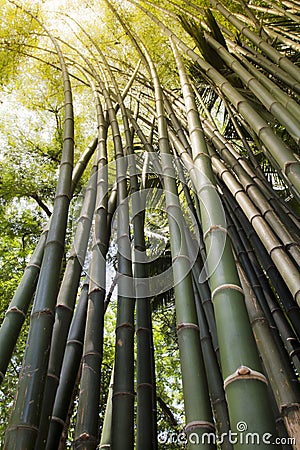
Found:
[203,224,227,241]
[280,402,300,414]
[137,382,153,390]
[177,322,199,333]
[51,415,65,426]
[113,391,135,398]
[211,283,244,301]
[27,263,41,270]
[116,322,134,332]
[7,306,26,318]
[282,160,300,176]
[67,339,83,347]
[185,420,215,432]
[224,366,268,389]
[136,326,151,334]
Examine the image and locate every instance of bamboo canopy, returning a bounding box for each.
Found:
[0,0,300,449]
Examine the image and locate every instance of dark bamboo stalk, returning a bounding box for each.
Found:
[74,87,108,449]
[221,183,300,338]
[192,279,233,450]
[45,282,89,450]
[225,204,300,372]
[238,265,300,447]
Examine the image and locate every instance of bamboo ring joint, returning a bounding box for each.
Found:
[283,160,300,175]
[185,420,215,432]
[7,306,26,318]
[211,283,244,301]
[177,322,199,332]
[224,366,268,389]
[203,224,227,241]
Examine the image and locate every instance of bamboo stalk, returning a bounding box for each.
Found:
[211,154,300,306]
[45,282,89,450]
[225,201,300,373]
[233,42,300,96]
[220,183,300,338]
[104,4,217,446]
[209,0,300,83]
[202,31,300,145]
[99,368,114,450]
[71,137,98,195]
[129,0,300,201]
[170,37,277,445]
[0,228,47,385]
[238,264,300,448]
[192,279,233,450]
[74,87,108,449]
[4,13,74,448]
[35,163,98,449]
[202,120,300,266]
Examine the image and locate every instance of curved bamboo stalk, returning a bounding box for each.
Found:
[202,31,300,145]
[221,183,300,338]
[98,38,157,448]
[211,153,300,305]
[0,228,47,385]
[105,3,217,446]
[79,30,136,447]
[4,9,74,448]
[129,0,300,200]
[71,137,98,195]
[209,0,300,84]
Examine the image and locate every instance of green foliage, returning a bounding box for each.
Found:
[0,0,40,85]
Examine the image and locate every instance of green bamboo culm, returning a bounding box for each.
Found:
[0,229,47,385]
[169,37,277,447]
[35,163,98,449]
[141,38,215,450]
[99,367,114,450]
[4,12,74,449]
